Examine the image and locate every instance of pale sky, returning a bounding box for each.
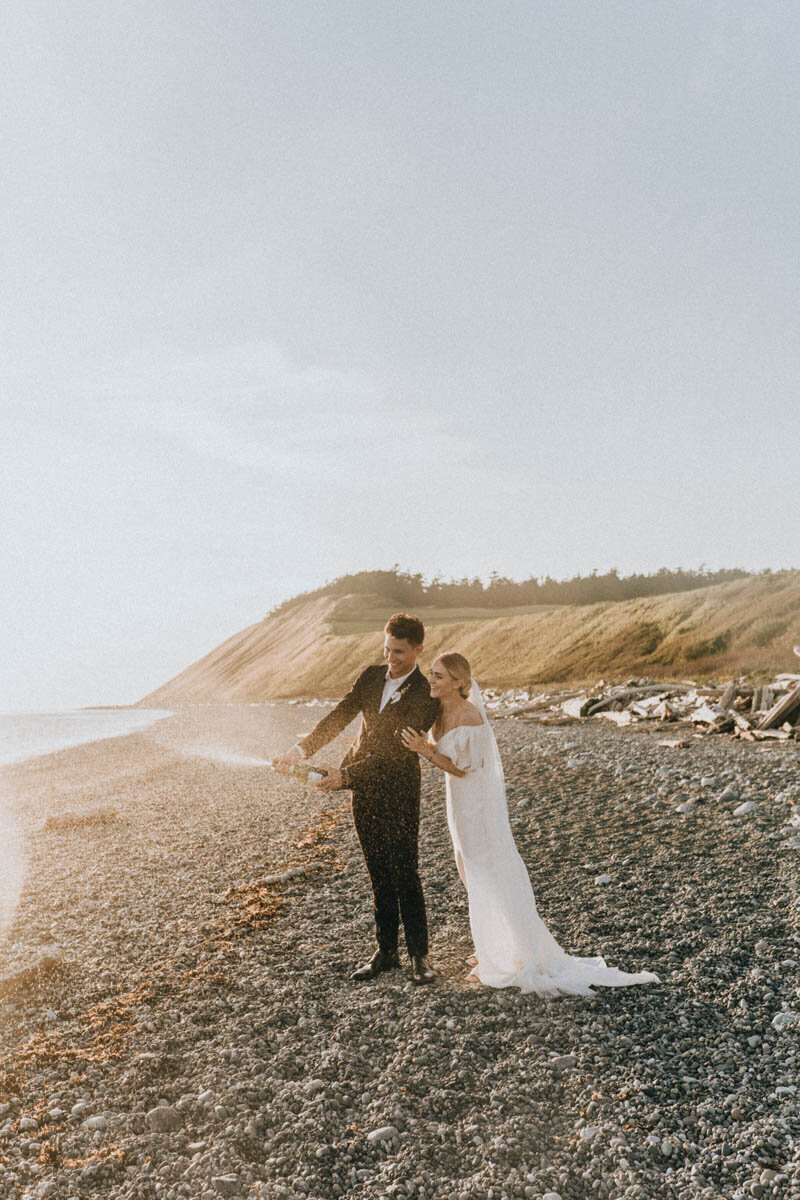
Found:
[2,1,799,712]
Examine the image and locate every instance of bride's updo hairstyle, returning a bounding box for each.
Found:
[436,652,473,699]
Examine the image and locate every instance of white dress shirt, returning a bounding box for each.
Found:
[379,666,415,712]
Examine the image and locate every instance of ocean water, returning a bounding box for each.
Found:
[0,708,174,768]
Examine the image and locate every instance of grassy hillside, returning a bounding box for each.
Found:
[139,571,800,705]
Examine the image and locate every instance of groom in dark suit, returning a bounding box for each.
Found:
[276,613,439,984]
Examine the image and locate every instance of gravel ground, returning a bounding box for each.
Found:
[1,706,800,1200]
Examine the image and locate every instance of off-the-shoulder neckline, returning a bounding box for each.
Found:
[439,720,485,737]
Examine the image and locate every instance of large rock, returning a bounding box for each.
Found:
[549,1054,577,1073]
[212,1176,241,1196]
[145,1105,182,1133]
[772,1011,800,1032]
[366,1125,399,1143]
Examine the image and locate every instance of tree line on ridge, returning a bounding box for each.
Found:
[271,564,755,616]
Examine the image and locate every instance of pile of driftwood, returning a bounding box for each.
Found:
[485,673,800,742]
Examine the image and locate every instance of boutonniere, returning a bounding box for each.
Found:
[389,683,411,705]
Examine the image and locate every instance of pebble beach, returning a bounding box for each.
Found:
[1,705,800,1200]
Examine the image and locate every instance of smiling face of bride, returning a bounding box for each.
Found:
[429,655,471,703]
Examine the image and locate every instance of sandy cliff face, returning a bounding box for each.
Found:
[139,572,800,704]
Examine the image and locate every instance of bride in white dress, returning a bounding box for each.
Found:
[402,653,659,997]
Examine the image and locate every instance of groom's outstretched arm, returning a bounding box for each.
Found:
[297,669,369,759]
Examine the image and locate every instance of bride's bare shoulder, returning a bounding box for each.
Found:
[460,701,484,727]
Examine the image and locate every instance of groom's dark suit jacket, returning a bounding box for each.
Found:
[299,664,439,794]
[299,663,438,956]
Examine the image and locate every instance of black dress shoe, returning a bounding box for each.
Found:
[351,948,400,981]
[411,955,436,985]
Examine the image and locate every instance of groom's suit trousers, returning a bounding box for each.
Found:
[298,664,439,959]
[351,786,427,957]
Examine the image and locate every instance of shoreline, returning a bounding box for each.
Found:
[0,709,175,771]
[1,709,799,1198]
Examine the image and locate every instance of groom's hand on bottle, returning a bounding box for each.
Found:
[315,768,343,791]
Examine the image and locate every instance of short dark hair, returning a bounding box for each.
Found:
[384,612,425,646]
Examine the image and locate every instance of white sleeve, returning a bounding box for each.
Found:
[448,726,486,773]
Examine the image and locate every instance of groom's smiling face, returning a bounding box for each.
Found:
[383,634,423,679]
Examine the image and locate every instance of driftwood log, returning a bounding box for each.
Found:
[585,684,692,716]
[759,683,800,731]
[494,668,800,742]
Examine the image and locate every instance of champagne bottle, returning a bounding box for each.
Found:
[267,759,328,784]
[290,762,328,784]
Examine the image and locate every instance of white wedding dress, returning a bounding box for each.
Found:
[437,682,660,996]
